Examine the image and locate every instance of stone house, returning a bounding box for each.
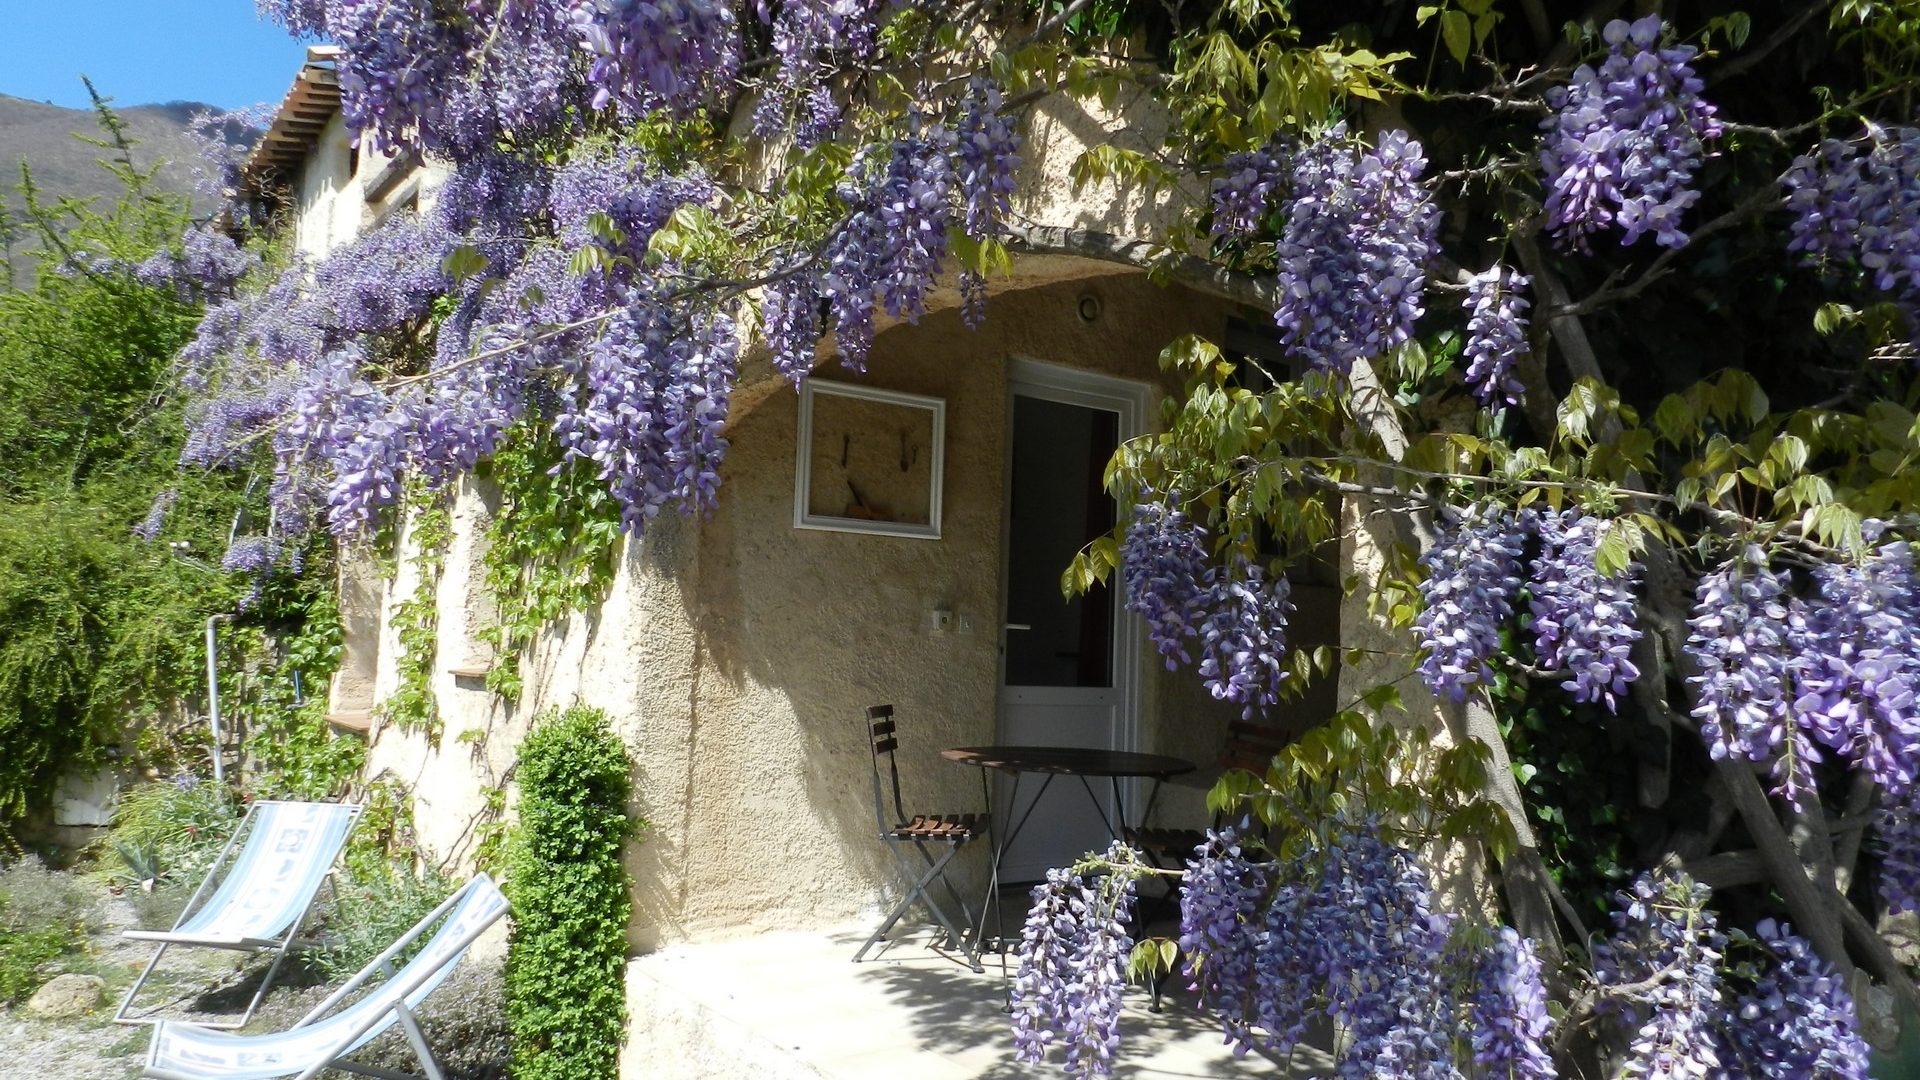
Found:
[237,47,1352,958]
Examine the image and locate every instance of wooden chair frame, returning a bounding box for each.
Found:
[853,704,987,972]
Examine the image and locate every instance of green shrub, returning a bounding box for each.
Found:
[307,860,454,982]
[0,102,259,824]
[505,705,637,1080]
[94,778,241,894]
[0,856,101,1003]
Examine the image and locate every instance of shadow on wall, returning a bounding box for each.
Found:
[1018,82,1198,240]
[644,271,1248,940]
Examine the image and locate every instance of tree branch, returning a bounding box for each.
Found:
[1710,1,1832,85]
[1551,188,1782,319]
[1002,222,1278,309]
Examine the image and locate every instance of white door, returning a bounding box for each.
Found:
[995,360,1147,882]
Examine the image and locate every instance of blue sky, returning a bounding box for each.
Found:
[0,2,313,111]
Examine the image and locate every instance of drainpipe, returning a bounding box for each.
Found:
[206,614,233,784]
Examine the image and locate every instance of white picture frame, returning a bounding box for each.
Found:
[793,380,946,540]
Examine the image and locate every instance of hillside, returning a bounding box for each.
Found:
[0,93,251,280]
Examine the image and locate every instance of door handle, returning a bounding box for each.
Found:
[1004,623,1032,631]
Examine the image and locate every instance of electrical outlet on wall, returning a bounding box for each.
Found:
[929,608,953,633]
[956,613,975,635]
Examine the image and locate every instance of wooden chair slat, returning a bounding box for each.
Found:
[867,704,895,719]
[873,736,899,755]
[869,719,896,737]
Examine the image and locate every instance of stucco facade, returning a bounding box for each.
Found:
[261,57,1346,952]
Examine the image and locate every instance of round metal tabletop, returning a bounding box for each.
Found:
[939,745,1197,779]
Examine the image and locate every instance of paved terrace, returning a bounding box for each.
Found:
[622,922,1334,1079]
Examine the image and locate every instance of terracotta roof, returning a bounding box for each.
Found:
[239,50,343,197]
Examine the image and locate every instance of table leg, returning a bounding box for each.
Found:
[1139,772,1169,828]
[975,770,1062,987]
[1079,774,1119,842]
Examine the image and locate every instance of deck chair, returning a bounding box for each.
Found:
[853,704,988,972]
[117,800,363,1028]
[142,872,510,1080]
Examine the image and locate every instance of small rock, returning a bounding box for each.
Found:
[22,974,105,1020]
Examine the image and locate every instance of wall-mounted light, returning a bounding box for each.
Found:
[1077,292,1102,323]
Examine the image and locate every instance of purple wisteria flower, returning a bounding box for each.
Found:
[1120,498,1215,668]
[1466,927,1556,1079]
[1595,870,1725,1080]
[954,77,1020,240]
[1540,16,1721,250]
[1273,126,1439,374]
[1416,505,1529,701]
[1686,551,1814,804]
[1177,829,1270,1052]
[1196,562,1293,718]
[822,129,956,369]
[133,226,259,303]
[1210,142,1289,241]
[1790,545,1920,795]
[1718,919,1871,1080]
[763,268,823,383]
[1782,125,1920,317]
[1461,265,1531,407]
[1010,851,1138,1078]
[1529,509,1642,711]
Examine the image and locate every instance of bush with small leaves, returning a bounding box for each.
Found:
[506,705,638,1080]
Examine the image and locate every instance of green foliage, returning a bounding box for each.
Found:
[379,488,453,739]
[1496,683,1641,917]
[1205,709,1517,862]
[308,859,456,981]
[506,705,637,1080]
[238,578,365,801]
[92,778,242,893]
[478,428,625,700]
[0,856,101,1003]
[0,105,272,822]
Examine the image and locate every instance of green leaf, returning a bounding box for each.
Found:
[568,245,610,277]
[1361,683,1404,714]
[1813,302,1852,335]
[1652,394,1698,446]
[441,244,490,284]
[1440,9,1472,65]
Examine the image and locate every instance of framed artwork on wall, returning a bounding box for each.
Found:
[793,380,945,539]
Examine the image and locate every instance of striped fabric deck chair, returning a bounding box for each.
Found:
[141,873,511,1080]
[116,800,363,1028]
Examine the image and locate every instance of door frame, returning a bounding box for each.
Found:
[997,356,1153,811]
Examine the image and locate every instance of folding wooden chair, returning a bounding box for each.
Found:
[1123,716,1303,871]
[141,873,511,1080]
[853,704,988,972]
[117,800,362,1028]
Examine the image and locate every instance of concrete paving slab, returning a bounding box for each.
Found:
[621,923,1332,1080]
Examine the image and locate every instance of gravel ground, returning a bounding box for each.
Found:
[1,885,507,1080]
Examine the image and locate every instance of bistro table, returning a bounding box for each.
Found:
[940,745,1197,968]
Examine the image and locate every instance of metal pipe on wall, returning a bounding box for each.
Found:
[205,614,233,783]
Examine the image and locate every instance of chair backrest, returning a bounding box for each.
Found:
[147,874,511,1080]
[865,704,906,829]
[173,800,361,941]
[1219,717,1306,774]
